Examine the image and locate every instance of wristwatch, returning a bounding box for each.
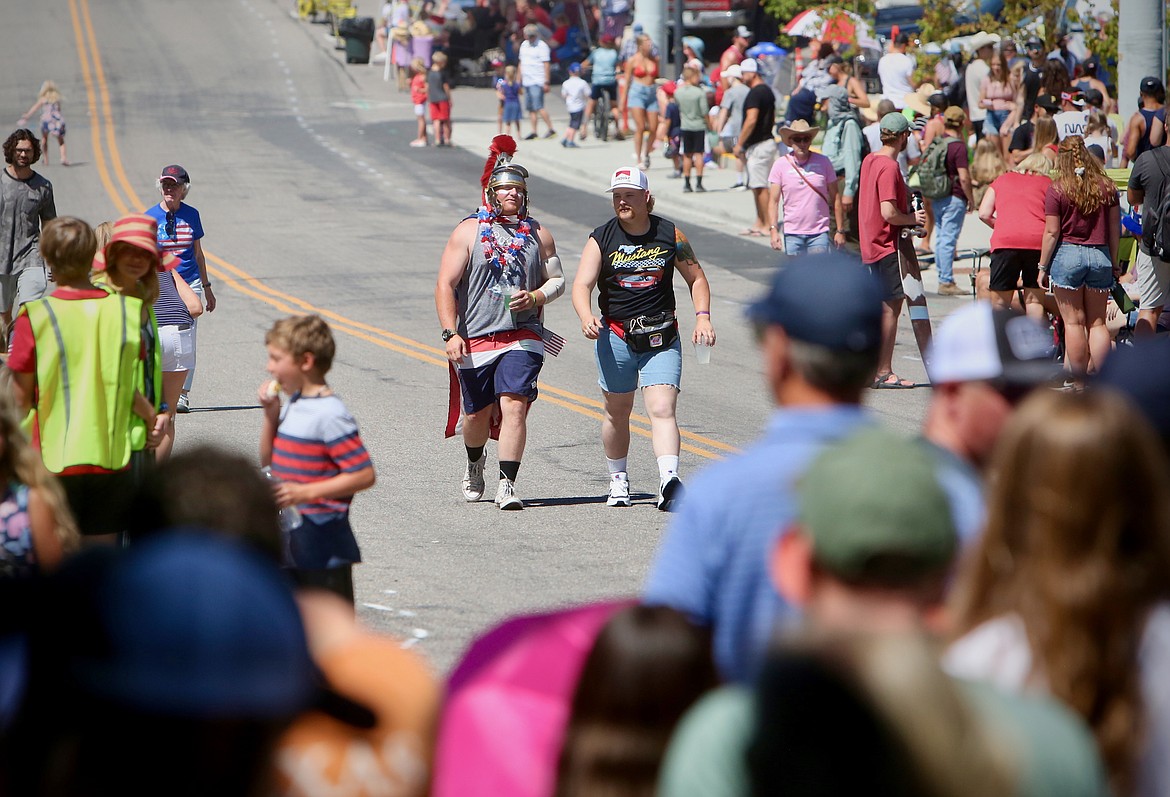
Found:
[441,328,457,342]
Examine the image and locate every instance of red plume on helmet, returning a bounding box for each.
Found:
[480,135,518,192]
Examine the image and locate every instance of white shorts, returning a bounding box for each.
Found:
[159,323,194,372]
[1134,247,1170,310]
[745,140,776,189]
[414,103,427,117]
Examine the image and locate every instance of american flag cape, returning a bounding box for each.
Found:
[444,327,566,439]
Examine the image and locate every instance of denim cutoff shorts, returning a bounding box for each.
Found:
[1049,243,1113,291]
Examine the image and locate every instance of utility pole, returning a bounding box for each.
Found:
[1117,0,1166,120]
[634,0,668,69]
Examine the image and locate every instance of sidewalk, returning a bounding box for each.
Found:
[323,18,993,291]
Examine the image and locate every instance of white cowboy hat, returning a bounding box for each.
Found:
[967,31,1001,52]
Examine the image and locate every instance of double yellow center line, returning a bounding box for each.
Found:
[67,0,735,459]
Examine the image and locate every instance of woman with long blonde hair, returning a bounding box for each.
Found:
[946,389,1170,797]
[969,137,1006,208]
[1031,116,1059,166]
[17,80,68,166]
[622,34,660,170]
[1037,134,1119,379]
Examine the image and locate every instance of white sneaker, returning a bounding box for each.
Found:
[462,454,486,501]
[495,478,524,510]
[657,476,684,512]
[607,473,631,507]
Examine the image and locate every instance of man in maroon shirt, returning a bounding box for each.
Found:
[858,112,927,388]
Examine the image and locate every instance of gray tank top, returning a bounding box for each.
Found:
[458,215,545,339]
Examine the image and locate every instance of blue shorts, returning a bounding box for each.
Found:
[524,84,545,112]
[983,109,1010,137]
[784,232,832,256]
[627,81,658,112]
[569,110,584,129]
[595,327,682,394]
[503,99,522,123]
[1050,243,1113,291]
[592,83,618,101]
[458,349,543,413]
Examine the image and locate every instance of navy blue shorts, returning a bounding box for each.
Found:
[458,349,543,413]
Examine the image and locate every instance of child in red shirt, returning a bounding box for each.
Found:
[409,58,429,147]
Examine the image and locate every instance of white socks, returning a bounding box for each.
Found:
[657,455,679,483]
[607,457,628,477]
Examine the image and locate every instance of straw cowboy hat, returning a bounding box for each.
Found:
[777,119,820,143]
[903,83,937,117]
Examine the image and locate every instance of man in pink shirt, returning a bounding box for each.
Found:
[858,112,927,388]
[767,120,843,254]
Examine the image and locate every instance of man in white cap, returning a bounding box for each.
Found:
[922,301,1061,540]
[571,168,715,511]
[721,25,751,71]
[733,58,776,237]
[964,31,999,140]
[714,64,749,189]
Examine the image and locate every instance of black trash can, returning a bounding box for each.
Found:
[338,16,375,64]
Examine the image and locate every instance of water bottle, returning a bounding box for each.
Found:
[910,191,926,238]
[262,466,304,531]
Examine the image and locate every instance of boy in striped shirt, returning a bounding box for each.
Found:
[258,314,375,604]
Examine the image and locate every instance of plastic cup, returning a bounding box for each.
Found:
[694,340,711,364]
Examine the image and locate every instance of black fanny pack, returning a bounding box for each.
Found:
[622,311,678,353]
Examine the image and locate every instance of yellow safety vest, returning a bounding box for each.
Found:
[91,276,160,452]
[24,293,144,473]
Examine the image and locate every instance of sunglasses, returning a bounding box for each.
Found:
[789,135,812,144]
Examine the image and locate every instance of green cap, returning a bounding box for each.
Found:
[798,428,957,580]
[879,112,911,133]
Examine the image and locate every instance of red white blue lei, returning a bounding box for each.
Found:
[476,207,532,278]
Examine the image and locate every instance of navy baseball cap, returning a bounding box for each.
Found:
[747,253,884,353]
[159,164,189,183]
[74,532,318,719]
[1095,336,1170,448]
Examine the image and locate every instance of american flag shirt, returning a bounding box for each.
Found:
[145,201,204,284]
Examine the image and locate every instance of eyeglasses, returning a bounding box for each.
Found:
[165,211,177,238]
[789,136,812,144]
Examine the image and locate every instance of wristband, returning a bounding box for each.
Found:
[696,311,710,316]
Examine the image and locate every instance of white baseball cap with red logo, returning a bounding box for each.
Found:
[608,168,649,192]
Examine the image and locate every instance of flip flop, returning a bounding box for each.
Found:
[872,372,915,389]
[739,228,766,237]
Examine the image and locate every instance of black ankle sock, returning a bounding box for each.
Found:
[696,176,703,187]
[466,445,485,463]
[684,177,691,188]
[499,460,521,482]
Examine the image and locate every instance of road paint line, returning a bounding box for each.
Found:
[74,0,736,461]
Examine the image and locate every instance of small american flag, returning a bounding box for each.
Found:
[543,328,566,357]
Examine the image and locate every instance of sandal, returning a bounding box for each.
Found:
[872,372,915,389]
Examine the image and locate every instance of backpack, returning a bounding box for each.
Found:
[912,135,958,200]
[1146,148,1170,261]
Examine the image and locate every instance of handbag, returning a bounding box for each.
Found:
[622,310,678,353]
[1111,280,1136,314]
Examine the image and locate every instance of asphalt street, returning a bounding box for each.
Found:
[6,0,973,670]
